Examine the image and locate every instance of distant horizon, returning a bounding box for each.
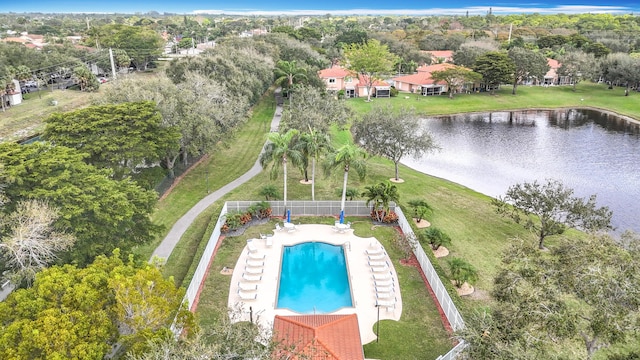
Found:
[1,0,638,16]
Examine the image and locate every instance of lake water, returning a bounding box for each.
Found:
[402,108,640,234]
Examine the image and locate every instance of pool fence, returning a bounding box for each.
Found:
[174,200,467,358]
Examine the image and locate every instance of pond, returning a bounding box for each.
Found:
[402,108,640,234]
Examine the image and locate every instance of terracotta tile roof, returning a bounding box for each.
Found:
[547,58,561,69]
[546,58,561,78]
[357,73,390,87]
[394,63,458,86]
[1,37,29,44]
[426,50,454,60]
[273,314,364,360]
[318,66,353,79]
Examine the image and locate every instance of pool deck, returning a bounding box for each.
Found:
[227,224,402,345]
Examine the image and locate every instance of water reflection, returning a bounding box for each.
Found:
[402,108,640,234]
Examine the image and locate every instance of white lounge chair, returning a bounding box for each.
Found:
[246,259,264,267]
[375,278,394,287]
[238,290,257,300]
[242,273,262,282]
[376,298,396,309]
[375,285,394,294]
[247,240,258,253]
[366,248,384,256]
[368,254,385,261]
[275,223,282,231]
[245,267,263,275]
[238,282,258,291]
[373,272,392,281]
[368,260,387,267]
[371,265,390,273]
[248,252,265,260]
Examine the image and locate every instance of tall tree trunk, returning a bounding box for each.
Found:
[512,80,518,95]
[283,158,288,209]
[340,169,349,213]
[311,157,316,201]
[394,161,400,181]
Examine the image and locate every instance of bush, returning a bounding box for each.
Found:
[258,185,279,200]
[448,257,479,288]
[390,86,399,97]
[421,227,452,250]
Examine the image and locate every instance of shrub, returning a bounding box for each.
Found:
[448,257,479,288]
[421,227,452,250]
[390,86,399,97]
[259,185,279,200]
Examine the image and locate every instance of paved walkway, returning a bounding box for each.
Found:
[151,89,283,261]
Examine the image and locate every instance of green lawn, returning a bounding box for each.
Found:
[348,82,640,121]
[147,83,639,358]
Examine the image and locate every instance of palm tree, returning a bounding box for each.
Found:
[274,60,307,104]
[259,129,302,210]
[324,144,367,214]
[362,181,400,222]
[297,128,333,201]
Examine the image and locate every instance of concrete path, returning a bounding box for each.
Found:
[151,89,283,261]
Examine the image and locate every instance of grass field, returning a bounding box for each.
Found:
[348,82,640,121]
[4,79,635,358]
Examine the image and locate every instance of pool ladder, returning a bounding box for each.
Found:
[344,241,351,252]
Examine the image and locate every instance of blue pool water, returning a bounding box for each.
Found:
[277,242,353,313]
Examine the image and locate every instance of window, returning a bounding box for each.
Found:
[329,78,336,83]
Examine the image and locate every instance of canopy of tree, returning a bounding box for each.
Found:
[0,142,160,266]
[0,250,192,359]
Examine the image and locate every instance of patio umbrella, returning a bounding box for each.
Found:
[287,209,291,223]
[339,210,344,224]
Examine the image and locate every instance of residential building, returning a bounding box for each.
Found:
[392,63,457,96]
[318,65,391,98]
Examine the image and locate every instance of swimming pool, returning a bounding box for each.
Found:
[277,242,353,313]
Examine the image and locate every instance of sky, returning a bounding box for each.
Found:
[1,0,639,15]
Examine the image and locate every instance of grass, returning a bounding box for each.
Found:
[195,217,454,359]
[348,82,640,121]
[5,80,630,357]
[0,89,94,142]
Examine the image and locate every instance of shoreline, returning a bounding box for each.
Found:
[426,106,640,125]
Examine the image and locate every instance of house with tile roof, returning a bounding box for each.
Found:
[543,58,572,86]
[318,65,390,99]
[423,50,454,64]
[392,63,460,96]
[272,314,365,360]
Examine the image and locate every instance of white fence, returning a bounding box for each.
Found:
[177,200,466,358]
[395,206,467,359]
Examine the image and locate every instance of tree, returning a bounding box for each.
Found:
[259,129,302,210]
[0,199,74,285]
[473,51,515,95]
[274,60,308,98]
[492,179,613,249]
[0,142,160,266]
[323,144,367,214]
[508,47,549,95]
[452,41,498,68]
[343,39,398,102]
[600,53,640,96]
[0,250,192,359]
[99,24,164,71]
[71,65,99,92]
[279,85,351,133]
[558,50,598,91]
[352,104,438,181]
[447,257,479,288]
[407,199,433,223]
[421,227,452,251]
[430,65,482,98]
[43,101,181,180]
[362,181,400,222]
[483,235,640,359]
[296,128,333,201]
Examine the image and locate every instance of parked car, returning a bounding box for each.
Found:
[98,77,108,83]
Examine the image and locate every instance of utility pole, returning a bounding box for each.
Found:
[109,48,117,80]
[508,23,513,44]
